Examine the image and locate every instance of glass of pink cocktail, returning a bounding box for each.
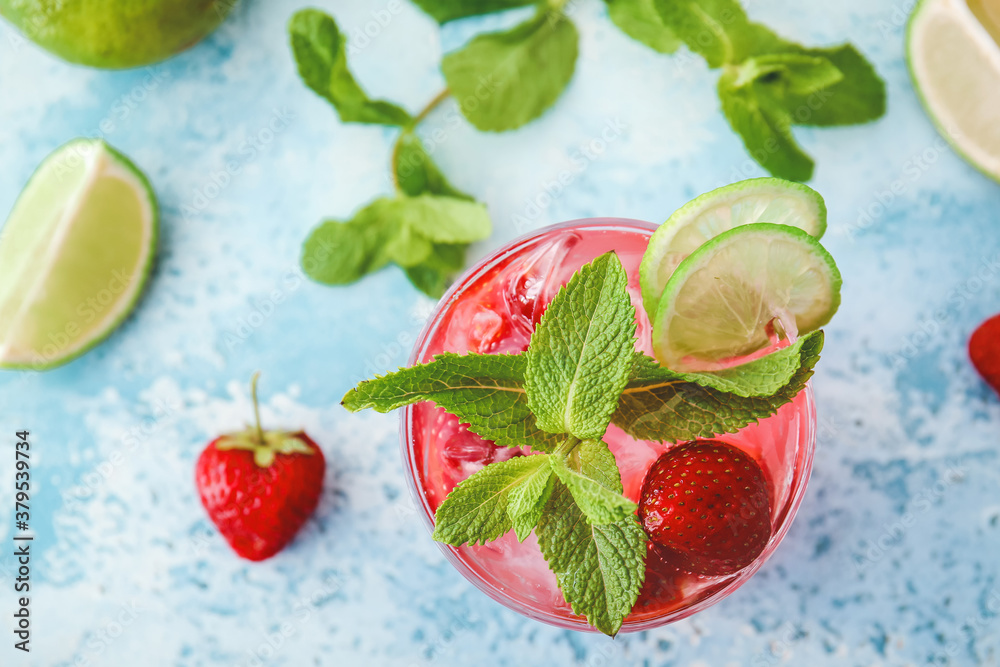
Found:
[400,218,817,632]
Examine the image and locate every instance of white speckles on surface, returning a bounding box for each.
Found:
[1,0,1000,665]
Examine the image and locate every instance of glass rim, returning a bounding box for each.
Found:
[399,218,818,633]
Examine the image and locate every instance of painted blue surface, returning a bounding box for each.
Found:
[1,0,999,665]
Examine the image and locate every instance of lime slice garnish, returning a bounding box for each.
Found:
[0,139,158,369]
[907,0,1000,183]
[639,178,826,321]
[652,223,841,371]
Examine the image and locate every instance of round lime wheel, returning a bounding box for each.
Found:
[651,223,841,371]
[640,178,826,321]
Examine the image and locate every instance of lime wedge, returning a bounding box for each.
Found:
[907,0,1000,182]
[651,223,841,371]
[0,139,158,370]
[639,178,826,321]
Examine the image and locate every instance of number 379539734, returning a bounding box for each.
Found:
[15,431,30,523]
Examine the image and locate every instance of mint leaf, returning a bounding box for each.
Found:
[404,243,467,298]
[301,197,439,287]
[393,131,473,200]
[550,449,636,525]
[654,0,748,67]
[301,198,407,285]
[744,53,843,96]
[342,352,562,452]
[442,12,579,132]
[411,0,538,24]
[570,438,624,492]
[304,194,487,289]
[390,194,491,243]
[605,0,681,53]
[301,218,384,286]
[391,132,479,297]
[507,457,556,541]
[679,333,818,397]
[524,252,637,440]
[722,27,885,125]
[432,454,551,546]
[613,330,824,442]
[381,216,435,268]
[718,63,814,181]
[536,482,646,636]
[728,19,810,62]
[289,9,412,126]
[777,45,886,126]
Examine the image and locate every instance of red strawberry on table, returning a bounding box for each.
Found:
[638,440,772,577]
[196,373,325,561]
[970,313,1000,397]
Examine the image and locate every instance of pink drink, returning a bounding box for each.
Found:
[401,219,817,632]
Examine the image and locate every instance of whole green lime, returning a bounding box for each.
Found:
[0,0,235,69]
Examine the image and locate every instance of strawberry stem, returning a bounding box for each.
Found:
[250,371,265,447]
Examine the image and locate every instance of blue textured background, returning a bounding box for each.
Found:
[1,0,999,665]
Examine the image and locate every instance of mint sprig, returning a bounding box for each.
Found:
[536,488,646,636]
[775,45,886,127]
[677,332,818,397]
[651,0,885,180]
[290,11,492,298]
[343,250,825,635]
[300,195,490,289]
[393,131,473,201]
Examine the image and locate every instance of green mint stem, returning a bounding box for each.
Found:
[412,88,451,126]
[554,436,581,457]
[391,89,452,191]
